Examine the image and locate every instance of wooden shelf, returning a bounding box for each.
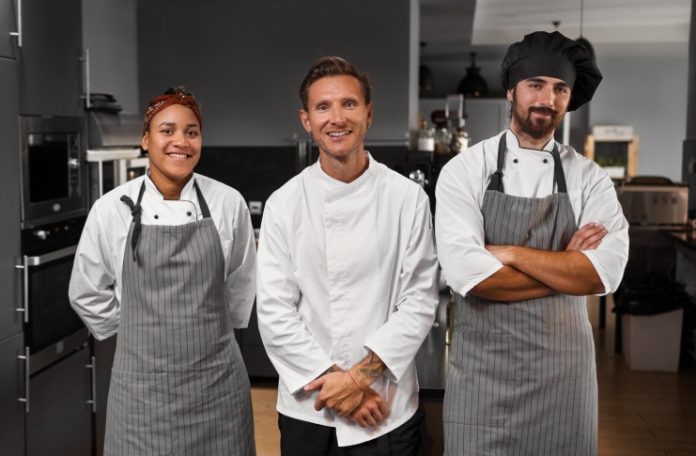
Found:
[584,134,639,177]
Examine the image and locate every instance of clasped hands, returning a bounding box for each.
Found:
[304,367,390,428]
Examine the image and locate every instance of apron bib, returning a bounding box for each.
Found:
[444,135,598,455]
[104,181,255,456]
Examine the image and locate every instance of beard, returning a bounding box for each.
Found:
[511,92,566,140]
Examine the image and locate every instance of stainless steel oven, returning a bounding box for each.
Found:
[18,216,86,354]
[20,116,87,228]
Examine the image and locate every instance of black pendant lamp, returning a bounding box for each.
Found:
[458,52,488,97]
[576,0,595,58]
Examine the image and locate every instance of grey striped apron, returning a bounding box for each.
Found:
[104,180,255,456]
[444,135,597,455]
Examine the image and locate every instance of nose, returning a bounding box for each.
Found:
[328,106,345,124]
[172,130,189,147]
[537,85,556,107]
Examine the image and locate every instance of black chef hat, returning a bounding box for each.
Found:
[501,31,602,111]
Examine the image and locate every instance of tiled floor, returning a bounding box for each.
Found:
[250,296,696,455]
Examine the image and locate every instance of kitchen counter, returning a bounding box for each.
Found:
[665,230,696,257]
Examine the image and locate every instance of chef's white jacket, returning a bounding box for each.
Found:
[69,173,257,340]
[256,154,439,446]
[436,130,629,297]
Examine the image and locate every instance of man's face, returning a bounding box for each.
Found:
[508,76,571,140]
[299,75,372,162]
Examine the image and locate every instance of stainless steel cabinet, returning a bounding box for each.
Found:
[0,57,21,342]
[0,333,26,456]
[0,0,18,58]
[17,0,82,116]
[26,345,93,456]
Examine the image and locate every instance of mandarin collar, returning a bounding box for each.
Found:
[144,172,197,201]
[506,129,556,154]
[316,152,375,191]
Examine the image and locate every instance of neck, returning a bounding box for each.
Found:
[149,171,192,200]
[509,121,555,150]
[319,148,369,183]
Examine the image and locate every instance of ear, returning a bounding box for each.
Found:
[366,103,373,126]
[506,88,514,103]
[299,109,311,133]
[141,131,150,151]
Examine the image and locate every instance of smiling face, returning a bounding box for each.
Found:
[141,103,202,189]
[299,75,372,163]
[508,76,571,142]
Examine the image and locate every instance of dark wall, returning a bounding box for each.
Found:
[687,0,696,140]
[138,1,415,146]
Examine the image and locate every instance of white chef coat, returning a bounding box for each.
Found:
[69,173,257,340]
[256,154,439,446]
[436,130,629,298]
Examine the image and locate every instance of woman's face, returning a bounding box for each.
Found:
[141,104,202,187]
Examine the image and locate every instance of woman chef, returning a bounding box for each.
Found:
[69,87,257,455]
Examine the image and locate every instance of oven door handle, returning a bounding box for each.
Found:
[25,245,78,266]
[85,356,97,413]
[15,245,78,323]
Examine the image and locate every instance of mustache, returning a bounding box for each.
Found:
[529,106,557,116]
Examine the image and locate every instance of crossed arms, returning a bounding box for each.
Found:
[471,223,607,301]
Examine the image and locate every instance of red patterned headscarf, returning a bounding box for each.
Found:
[142,86,202,134]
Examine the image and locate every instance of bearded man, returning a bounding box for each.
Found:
[435,31,629,455]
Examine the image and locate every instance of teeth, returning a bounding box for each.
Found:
[168,153,188,158]
[328,131,350,137]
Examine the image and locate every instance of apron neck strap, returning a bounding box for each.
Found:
[193,181,211,218]
[487,132,568,194]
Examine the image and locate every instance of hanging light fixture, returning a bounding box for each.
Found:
[576,0,595,57]
[458,52,488,97]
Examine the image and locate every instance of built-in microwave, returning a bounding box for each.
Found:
[19,116,87,228]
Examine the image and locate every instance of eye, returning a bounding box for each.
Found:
[160,128,173,135]
[345,100,357,108]
[316,103,329,112]
[556,86,569,94]
[186,130,200,138]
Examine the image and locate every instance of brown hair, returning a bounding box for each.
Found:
[142,86,202,134]
[299,56,372,110]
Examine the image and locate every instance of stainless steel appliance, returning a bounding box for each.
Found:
[19,116,86,228]
[85,110,146,204]
[617,176,689,226]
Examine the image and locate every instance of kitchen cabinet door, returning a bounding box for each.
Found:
[26,346,92,456]
[93,335,116,456]
[0,57,21,341]
[0,333,26,456]
[0,0,18,58]
[18,0,82,116]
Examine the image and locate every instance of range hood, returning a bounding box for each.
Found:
[86,111,143,161]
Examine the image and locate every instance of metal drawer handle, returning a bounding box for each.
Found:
[17,347,30,413]
[85,356,97,413]
[15,257,28,324]
[9,0,22,47]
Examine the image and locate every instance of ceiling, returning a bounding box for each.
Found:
[421,0,692,58]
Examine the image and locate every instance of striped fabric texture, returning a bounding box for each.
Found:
[105,186,255,456]
[443,145,598,455]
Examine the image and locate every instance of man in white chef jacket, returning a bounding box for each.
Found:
[436,31,629,455]
[256,56,439,455]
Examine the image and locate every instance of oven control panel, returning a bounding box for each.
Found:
[22,216,86,255]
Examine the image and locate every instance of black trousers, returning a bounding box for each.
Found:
[278,406,424,456]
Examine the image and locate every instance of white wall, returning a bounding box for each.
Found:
[590,44,689,182]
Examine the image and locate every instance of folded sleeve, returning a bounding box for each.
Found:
[68,205,120,340]
[435,157,503,297]
[578,167,630,295]
[256,198,334,394]
[364,188,439,382]
[225,196,257,328]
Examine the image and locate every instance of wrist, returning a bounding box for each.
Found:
[346,369,367,391]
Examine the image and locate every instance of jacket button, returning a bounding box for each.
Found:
[154,214,159,219]
[187,211,192,216]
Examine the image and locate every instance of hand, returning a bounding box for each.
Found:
[566,223,607,251]
[486,244,516,265]
[304,372,363,416]
[350,388,390,428]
